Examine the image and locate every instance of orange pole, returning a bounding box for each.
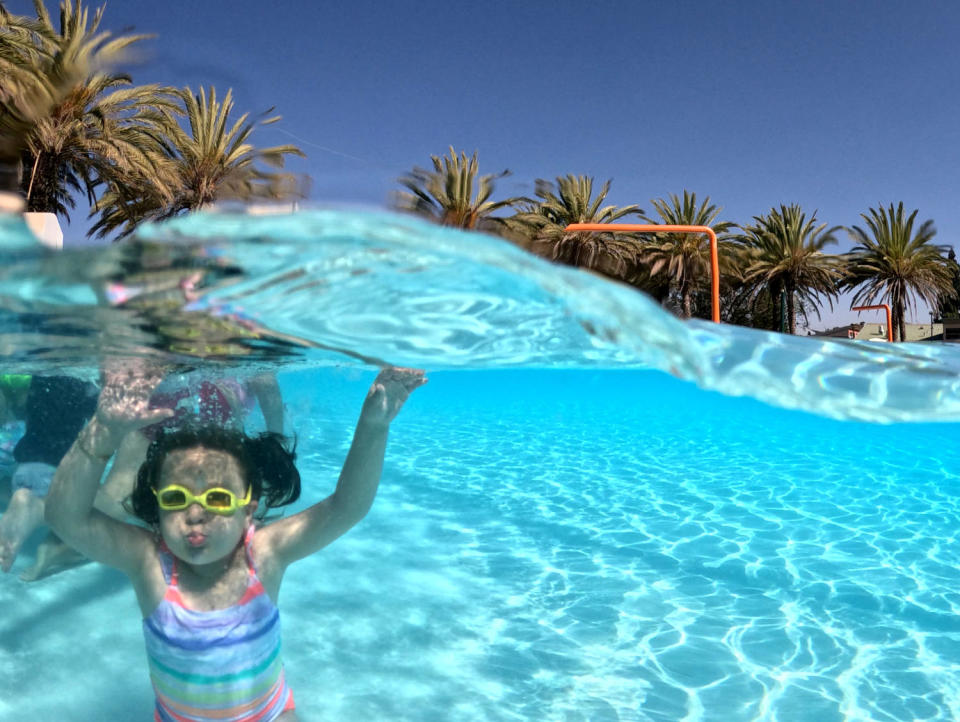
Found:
[564,224,720,322]
[851,304,893,342]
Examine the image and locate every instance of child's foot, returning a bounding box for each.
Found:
[0,488,44,572]
[20,535,89,581]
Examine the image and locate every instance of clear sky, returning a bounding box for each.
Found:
[10,0,960,327]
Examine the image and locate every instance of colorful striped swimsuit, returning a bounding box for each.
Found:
[143,527,295,721]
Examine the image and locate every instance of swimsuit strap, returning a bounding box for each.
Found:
[242,524,258,578]
[157,539,178,587]
[156,540,188,607]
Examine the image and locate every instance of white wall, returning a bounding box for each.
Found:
[23,211,63,249]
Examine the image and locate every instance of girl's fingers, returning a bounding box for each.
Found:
[140,408,175,425]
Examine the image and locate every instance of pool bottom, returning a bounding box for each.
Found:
[1,369,958,721]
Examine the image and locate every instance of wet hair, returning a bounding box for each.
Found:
[130,425,301,526]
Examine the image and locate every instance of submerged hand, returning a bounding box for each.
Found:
[90,358,174,448]
[360,367,427,429]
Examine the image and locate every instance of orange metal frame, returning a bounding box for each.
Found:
[851,304,893,342]
[565,224,720,322]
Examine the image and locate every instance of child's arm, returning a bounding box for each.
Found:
[45,363,172,574]
[257,367,426,569]
[247,373,284,435]
[94,430,152,521]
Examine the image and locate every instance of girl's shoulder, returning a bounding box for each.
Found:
[131,537,170,617]
[250,524,285,604]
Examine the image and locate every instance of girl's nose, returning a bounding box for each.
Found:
[184,502,207,523]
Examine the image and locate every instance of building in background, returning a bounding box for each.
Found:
[812,322,947,342]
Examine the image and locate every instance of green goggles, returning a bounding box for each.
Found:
[153,484,252,514]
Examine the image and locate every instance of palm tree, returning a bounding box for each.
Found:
[641,190,735,319]
[735,204,844,334]
[1,4,61,194]
[935,248,960,319]
[90,85,306,238]
[844,202,956,342]
[15,0,177,220]
[394,147,521,231]
[509,174,647,285]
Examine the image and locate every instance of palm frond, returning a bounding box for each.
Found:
[394,147,520,230]
[639,190,735,318]
[505,174,647,285]
[90,83,306,237]
[843,202,954,340]
[734,204,843,333]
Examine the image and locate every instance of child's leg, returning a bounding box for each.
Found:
[19,530,89,581]
[0,487,44,571]
[8,434,148,580]
[0,463,54,572]
[19,417,150,581]
[16,434,149,580]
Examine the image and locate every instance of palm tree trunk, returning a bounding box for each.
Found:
[766,285,783,331]
[778,290,787,332]
[22,153,58,214]
[786,287,797,335]
[680,278,692,319]
[891,295,903,342]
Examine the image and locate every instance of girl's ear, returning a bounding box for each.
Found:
[245,498,259,523]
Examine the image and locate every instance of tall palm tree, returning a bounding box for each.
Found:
[90,85,306,238]
[394,147,521,231]
[15,0,176,220]
[641,190,735,319]
[935,248,960,319]
[844,202,955,342]
[509,174,646,284]
[736,204,844,334]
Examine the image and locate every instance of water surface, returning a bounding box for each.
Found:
[1,210,958,721]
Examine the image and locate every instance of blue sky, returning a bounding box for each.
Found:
[10,0,960,326]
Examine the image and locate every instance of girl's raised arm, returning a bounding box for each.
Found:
[45,362,173,575]
[257,367,426,571]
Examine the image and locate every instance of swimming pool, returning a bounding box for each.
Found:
[1,210,959,721]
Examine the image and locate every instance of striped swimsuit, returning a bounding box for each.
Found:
[143,527,295,721]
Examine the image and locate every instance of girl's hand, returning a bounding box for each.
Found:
[88,359,174,452]
[359,367,427,429]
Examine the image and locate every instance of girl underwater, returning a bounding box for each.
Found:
[45,361,426,721]
[20,370,286,582]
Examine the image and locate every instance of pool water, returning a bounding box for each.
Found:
[1,210,959,721]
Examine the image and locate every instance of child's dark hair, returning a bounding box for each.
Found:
[130,425,301,525]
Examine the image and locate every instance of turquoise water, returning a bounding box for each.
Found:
[1,210,959,721]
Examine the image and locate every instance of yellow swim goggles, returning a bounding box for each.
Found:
[153,484,252,515]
